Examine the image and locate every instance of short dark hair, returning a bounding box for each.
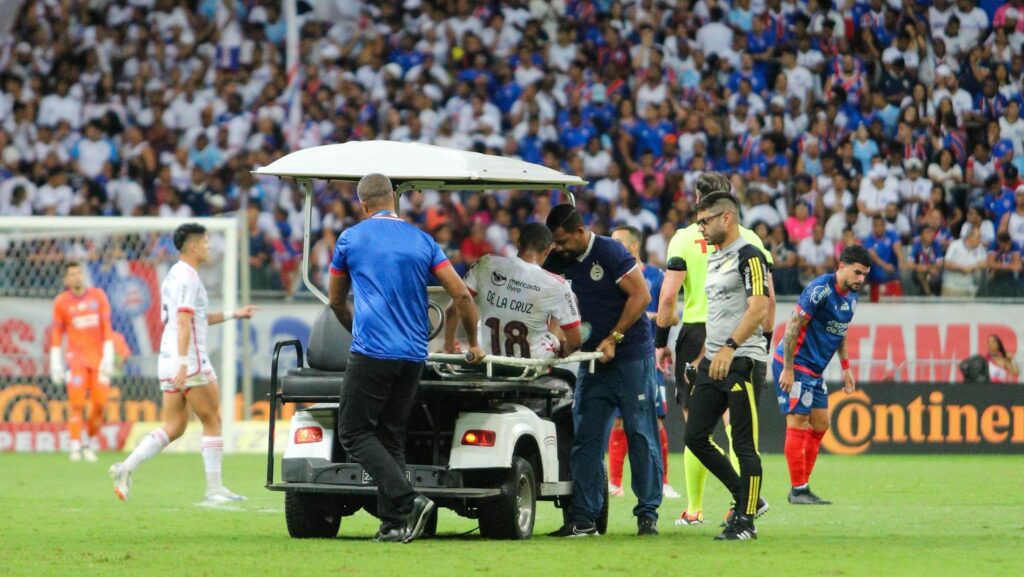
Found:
[546,204,583,232]
[840,244,872,268]
[696,191,739,213]
[64,262,81,273]
[519,222,553,253]
[173,223,207,251]
[612,225,642,245]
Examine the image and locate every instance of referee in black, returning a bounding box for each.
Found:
[684,192,770,541]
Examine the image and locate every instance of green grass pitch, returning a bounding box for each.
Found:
[3,452,1022,577]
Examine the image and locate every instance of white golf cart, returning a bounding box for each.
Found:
[255,141,608,540]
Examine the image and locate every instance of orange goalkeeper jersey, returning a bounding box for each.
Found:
[52,288,112,368]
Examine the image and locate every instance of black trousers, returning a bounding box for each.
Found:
[337,352,423,529]
[684,356,763,519]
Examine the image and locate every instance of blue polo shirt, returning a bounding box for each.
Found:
[330,211,449,362]
[544,234,653,361]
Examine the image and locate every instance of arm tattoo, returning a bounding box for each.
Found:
[783,309,810,367]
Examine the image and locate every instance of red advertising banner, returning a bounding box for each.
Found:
[0,422,133,453]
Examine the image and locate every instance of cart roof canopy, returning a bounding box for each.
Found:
[253,140,586,188]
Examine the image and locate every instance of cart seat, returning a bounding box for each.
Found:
[279,306,350,402]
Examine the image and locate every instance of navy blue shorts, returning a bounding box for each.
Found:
[772,357,828,415]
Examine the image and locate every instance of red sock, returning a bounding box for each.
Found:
[608,427,627,487]
[658,425,670,484]
[785,427,809,487]
[804,429,826,483]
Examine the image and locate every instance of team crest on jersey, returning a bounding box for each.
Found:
[840,302,850,312]
[801,389,814,407]
[490,270,508,286]
[590,263,604,281]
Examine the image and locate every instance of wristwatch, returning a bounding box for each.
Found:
[610,330,626,344]
[725,337,740,350]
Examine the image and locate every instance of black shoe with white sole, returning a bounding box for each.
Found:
[722,497,770,526]
[403,495,436,543]
[548,521,598,537]
[715,514,758,541]
[374,527,408,543]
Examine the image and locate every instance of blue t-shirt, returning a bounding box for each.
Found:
[984,190,1016,227]
[642,263,663,318]
[544,234,653,361]
[773,273,857,377]
[908,238,944,265]
[329,211,449,362]
[863,230,901,282]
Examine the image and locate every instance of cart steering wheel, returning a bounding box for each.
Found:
[427,300,445,341]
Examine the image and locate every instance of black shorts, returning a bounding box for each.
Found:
[675,323,707,365]
[673,323,706,409]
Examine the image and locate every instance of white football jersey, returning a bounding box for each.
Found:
[465,254,581,360]
[158,261,211,379]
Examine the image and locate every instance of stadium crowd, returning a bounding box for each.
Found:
[1,0,1023,300]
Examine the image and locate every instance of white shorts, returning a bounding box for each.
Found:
[158,355,217,392]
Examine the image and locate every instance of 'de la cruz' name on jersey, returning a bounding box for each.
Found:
[465,254,580,360]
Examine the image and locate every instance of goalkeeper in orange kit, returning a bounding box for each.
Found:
[50,262,115,462]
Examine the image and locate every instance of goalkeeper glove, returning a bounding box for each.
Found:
[50,348,64,385]
[98,340,115,379]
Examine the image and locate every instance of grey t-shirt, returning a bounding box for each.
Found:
[704,237,769,362]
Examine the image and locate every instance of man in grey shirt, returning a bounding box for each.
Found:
[684,192,770,541]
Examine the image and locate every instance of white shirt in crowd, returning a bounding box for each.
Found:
[743,203,783,229]
[858,178,899,215]
[615,207,659,233]
[942,238,988,295]
[999,115,1024,157]
[959,220,996,247]
[798,236,834,267]
[955,6,990,48]
[695,21,733,58]
[72,138,114,179]
[593,176,624,205]
[581,149,611,179]
[107,177,146,216]
[34,182,74,215]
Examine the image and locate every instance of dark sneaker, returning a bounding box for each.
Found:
[403,495,436,543]
[637,515,659,536]
[715,514,757,541]
[548,522,598,537]
[722,497,769,526]
[374,527,408,543]
[789,486,832,505]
